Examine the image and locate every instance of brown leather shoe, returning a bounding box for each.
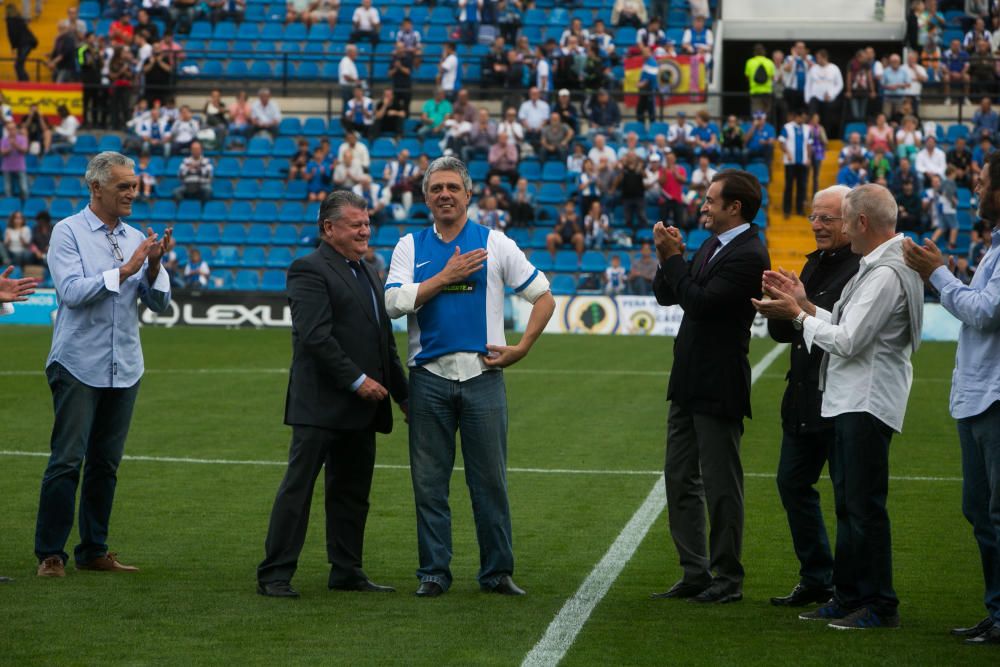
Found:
[76,552,139,572]
[37,556,66,577]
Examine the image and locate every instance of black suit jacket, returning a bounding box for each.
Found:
[284,242,407,433]
[768,245,860,434]
[653,224,771,420]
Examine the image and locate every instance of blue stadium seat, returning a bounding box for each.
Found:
[271,226,299,245]
[537,183,565,204]
[50,199,75,220]
[246,136,273,157]
[248,5,270,23]
[468,160,489,181]
[146,156,167,177]
[241,157,267,179]
[189,21,213,40]
[228,201,254,223]
[842,121,867,141]
[421,138,443,159]
[221,224,248,245]
[272,137,298,158]
[65,155,88,175]
[176,200,203,222]
[423,25,449,44]
[214,246,241,268]
[79,1,100,19]
[156,178,180,198]
[22,197,46,218]
[215,156,241,178]
[957,187,972,209]
[213,22,237,40]
[554,250,579,272]
[307,23,332,41]
[302,118,326,136]
[199,61,224,78]
[241,246,267,267]
[541,162,567,182]
[197,223,222,244]
[283,23,308,40]
[150,200,177,222]
[250,61,274,79]
[233,179,259,199]
[73,134,98,155]
[294,61,321,80]
[371,138,397,159]
[32,176,56,196]
[266,246,295,268]
[279,202,306,224]
[374,226,401,247]
[687,228,710,251]
[237,22,261,40]
[166,156,185,174]
[205,40,230,58]
[531,252,554,272]
[946,124,970,144]
[224,60,250,79]
[246,223,271,244]
[172,223,197,244]
[524,8,547,26]
[38,155,64,176]
[261,269,286,291]
[234,269,260,290]
[580,250,607,273]
[203,201,229,222]
[550,274,576,295]
[279,118,303,136]
[253,201,281,222]
[747,162,770,185]
[265,159,288,180]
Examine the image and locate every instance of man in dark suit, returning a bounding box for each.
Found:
[256,190,408,598]
[765,185,860,607]
[650,170,771,604]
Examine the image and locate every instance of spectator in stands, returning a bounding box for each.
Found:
[617,132,648,162]
[3,211,32,266]
[66,5,86,40]
[744,44,774,118]
[77,33,104,128]
[288,138,310,181]
[509,177,535,227]
[779,109,811,218]
[805,49,843,138]
[30,210,51,264]
[20,104,50,155]
[353,174,391,225]
[667,111,696,162]
[869,145,892,185]
[915,135,947,185]
[972,96,999,142]
[552,89,579,134]
[611,0,645,28]
[47,105,77,152]
[691,110,720,161]
[2,120,29,198]
[109,12,135,46]
[880,54,910,119]
[208,0,246,26]
[417,88,452,138]
[839,131,870,167]
[968,38,995,99]
[972,135,992,179]
[350,0,380,44]
[902,51,927,116]
[781,41,811,117]
[170,105,199,155]
[587,89,621,142]
[135,10,161,44]
[866,112,894,155]
[304,148,329,201]
[373,89,407,138]
[144,0,173,24]
[342,85,375,138]
[890,155,918,194]
[337,130,370,171]
[518,87,550,151]
[615,153,648,236]
[941,38,971,105]
[546,200,585,258]
[184,247,210,287]
[47,20,78,83]
[437,42,461,100]
[395,16,421,56]
[719,115,745,165]
[837,154,868,187]
[202,89,228,138]
[653,151,686,227]
[336,44,363,111]
[895,179,924,232]
[575,157,601,216]
[926,169,959,248]
[169,0,198,36]
[894,114,923,161]
[136,152,157,199]
[587,133,616,169]
[362,245,387,284]
[487,130,519,186]
[745,110,775,166]
[388,42,414,115]
[477,194,507,231]
[227,90,252,140]
[554,34,586,93]
[458,108,494,163]
[689,154,717,191]
[539,111,574,164]
[313,0,340,29]
[802,111,825,197]
[627,242,657,295]
[968,220,991,272]
[135,106,171,156]
[250,88,282,139]
[947,136,973,188]
[331,148,365,191]
[457,0,481,45]
[382,148,416,214]
[964,16,991,50]
[287,0,312,28]
[143,39,177,106]
[174,141,213,202]
[483,36,508,90]
[106,46,135,129]
[682,14,713,64]
[496,0,521,45]
[5,4,36,82]
[604,254,626,295]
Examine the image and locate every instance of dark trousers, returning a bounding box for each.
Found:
[257,425,376,587]
[808,98,841,143]
[14,45,31,81]
[636,91,655,125]
[829,412,897,615]
[621,197,647,233]
[783,164,808,216]
[957,401,1000,624]
[35,363,140,565]
[665,403,745,591]
[776,427,835,588]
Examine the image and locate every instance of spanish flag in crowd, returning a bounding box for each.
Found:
[622,54,707,106]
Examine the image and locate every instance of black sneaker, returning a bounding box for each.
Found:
[828,606,900,630]
[799,601,853,621]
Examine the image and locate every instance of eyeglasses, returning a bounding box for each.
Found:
[105,232,124,261]
[807,215,843,224]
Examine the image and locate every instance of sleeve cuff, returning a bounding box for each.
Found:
[928,264,955,293]
[102,269,121,293]
[385,283,420,316]
[814,306,832,323]
[801,313,819,352]
[148,264,171,292]
[350,374,367,392]
[0,302,13,315]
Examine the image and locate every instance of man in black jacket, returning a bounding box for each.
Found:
[651,170,771,604]
[766,185,860,607]
[256,191,408,598]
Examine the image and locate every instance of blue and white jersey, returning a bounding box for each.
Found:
[385,222,549,369]
[779,121,811,166]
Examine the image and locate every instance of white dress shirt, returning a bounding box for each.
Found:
[914,146,947,179]
[517,99,550,131]
[804,63,844,103]
[802,235,916,432]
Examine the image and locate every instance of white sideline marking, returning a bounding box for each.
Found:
[520,343,788,667]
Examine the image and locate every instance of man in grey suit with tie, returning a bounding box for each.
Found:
[257,190,409,598]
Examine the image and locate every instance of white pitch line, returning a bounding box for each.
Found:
[520,343,788,667]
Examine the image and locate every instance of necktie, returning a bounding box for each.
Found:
[696,235,721,278]
[348,260,377,321]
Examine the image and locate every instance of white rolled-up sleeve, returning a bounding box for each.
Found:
[384,235,419,318]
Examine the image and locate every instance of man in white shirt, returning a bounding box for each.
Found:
[350,0,381,44]
[250,88,282,139]
[754,183,923,631]
[337,130,371,171]
[517,86,550,151]
[437,42,460,99]
[903,50,928,113]
[587,133,617,168]
[338,44,361,109]
[170,105,200,155]
[667,111,696,162]
[805,49,843,139]
[914,135,947,184]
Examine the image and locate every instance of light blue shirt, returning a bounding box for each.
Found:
[929,228,1000,419]
[711,222,751,260]
[881,65,911,100]
[46,206,171,388]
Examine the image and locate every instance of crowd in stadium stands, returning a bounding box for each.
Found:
[3,0,999,292]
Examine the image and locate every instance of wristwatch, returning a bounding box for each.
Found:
[792,310,808,330]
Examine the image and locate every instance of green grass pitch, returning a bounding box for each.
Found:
[0,326,995,665]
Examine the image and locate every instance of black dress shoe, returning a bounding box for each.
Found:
[769,583,834,607]
[415,581,444,597]
[330,578,396,593]
[651,580,711,599]
[964,623,1000,645]
[951,616,994,637]
[690,585,743,604]
[257,581,300,598]
[0,576,12,583]
[485,575,526,596]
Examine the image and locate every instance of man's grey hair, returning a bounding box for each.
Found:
[317,190,368,236]
[813,184,851,208]
[85,151,135,188]
[422,156,473,196]
[843,184,898,233]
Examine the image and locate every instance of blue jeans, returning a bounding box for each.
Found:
[35,363,140,565]
[408,367,513,590]
[829,412,897,615]
[957,401,1000,624]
